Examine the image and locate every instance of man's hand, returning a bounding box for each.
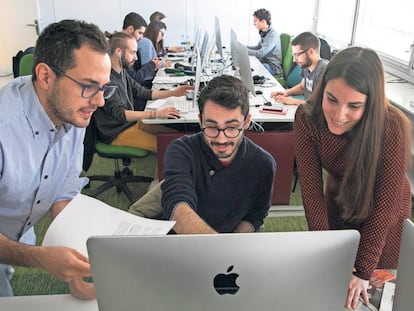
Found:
[151,57,161,70]
[32,246,91,282]
[69,277,96,300]
[173,85,194,97]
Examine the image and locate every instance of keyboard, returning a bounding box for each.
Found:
[166,98,197,113]
[146,98,197,113]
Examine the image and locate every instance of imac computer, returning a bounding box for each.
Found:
[231,40,255,96]
[214,16,224,60]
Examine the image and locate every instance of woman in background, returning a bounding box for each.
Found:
[138,20,171,67]
[294,46,411,310]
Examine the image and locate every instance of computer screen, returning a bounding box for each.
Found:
[232,40,255,96]
[214,16,224,60]
[199,31,209,68]
[88,230,360,311]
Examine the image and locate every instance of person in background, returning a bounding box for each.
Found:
[294,46,412,310]
[160,75,276,233]
[149,11,185,53]
[138,20,172,68]
[271,32,328,105]
[94,32,192,153]
[121,12,160,90]
[0,19,114,299]
[149,11,166,23]
[247,8,282,76]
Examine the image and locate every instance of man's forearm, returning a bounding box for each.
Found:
[0,234,41,268]
[171,203,217,234]
[233,221,255,233]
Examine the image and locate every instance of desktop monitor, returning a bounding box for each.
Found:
[193,28,201,51]
[193,46,202,106]
[214,16,224,60]
[199,31,209,68]
[87,230,360,311]
[232,40,256,96]
[393,219,414,311]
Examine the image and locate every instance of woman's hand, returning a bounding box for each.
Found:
[345,273,369,310]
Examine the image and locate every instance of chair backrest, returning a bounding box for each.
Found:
[279,33,292,62]
[285,63,302,88]
[18,53,34,77]
[279,33,297,81]
[157,131,295,205]
[319,37,332,60]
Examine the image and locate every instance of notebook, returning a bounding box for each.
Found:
[87,230,360,311]
[392,219,414,311]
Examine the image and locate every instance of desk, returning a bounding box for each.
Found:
[144,56,297,125]
[0,292,390,311]
[0,294,98,311]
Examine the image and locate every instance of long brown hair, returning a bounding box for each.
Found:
[143,20,166,55]
[307,46,411,224]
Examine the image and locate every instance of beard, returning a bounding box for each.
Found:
[46,83,89,128]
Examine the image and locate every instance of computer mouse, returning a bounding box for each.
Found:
[255,90,263,95]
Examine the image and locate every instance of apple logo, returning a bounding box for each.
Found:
[213,265,240,295]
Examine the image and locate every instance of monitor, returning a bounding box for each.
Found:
[214,16,224,60]
[199,31,209,68]
[87,230,360,311]
[232,40,256,96]
[393,219,414,311]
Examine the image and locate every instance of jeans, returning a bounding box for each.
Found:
[263,63,277,76]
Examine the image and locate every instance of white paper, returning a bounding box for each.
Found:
[42,194,175,256]
[379,282,395,311]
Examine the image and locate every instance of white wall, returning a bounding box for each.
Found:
[1,0,317,75]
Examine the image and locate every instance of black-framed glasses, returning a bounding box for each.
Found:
[202,123,245,138]
[49,65,117,99]
[293,48,309,58]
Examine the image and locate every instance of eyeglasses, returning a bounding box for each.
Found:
[50,65,117,99]
[202,124,245,138]
[293,48,309,59]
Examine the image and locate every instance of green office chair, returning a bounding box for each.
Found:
[83,118,153,204]
[18,53,34,76]
[275,33,294,88]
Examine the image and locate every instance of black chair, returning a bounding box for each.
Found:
[83,118,153,204]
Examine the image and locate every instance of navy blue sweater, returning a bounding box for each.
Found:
[161,132,276,232]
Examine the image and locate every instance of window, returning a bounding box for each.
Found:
[316,0,414,81]
[355,0,414,64]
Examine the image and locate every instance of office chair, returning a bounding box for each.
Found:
[18,53,34,76]
[83,118,153,204]
[275,33,297,88]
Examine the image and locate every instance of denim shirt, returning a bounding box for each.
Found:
[0,76,88,241]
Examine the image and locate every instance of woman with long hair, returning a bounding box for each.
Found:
[294,46,412,309]
[137,20,171,67]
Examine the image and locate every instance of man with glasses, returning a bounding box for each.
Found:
[0,19,112,299]
[161,75,276,233]
[121,12,161,92]
[93,32,192,153]
[271,32,328,105]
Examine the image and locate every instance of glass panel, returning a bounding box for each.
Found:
[355,0,414,64]
[316,0,357,48]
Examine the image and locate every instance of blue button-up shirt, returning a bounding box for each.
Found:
[0,76,88,241]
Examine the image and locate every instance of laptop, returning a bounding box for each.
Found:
[87,230,360,311]
[392,219,414,310]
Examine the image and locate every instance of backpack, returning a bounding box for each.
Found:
[12,46,35,78]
